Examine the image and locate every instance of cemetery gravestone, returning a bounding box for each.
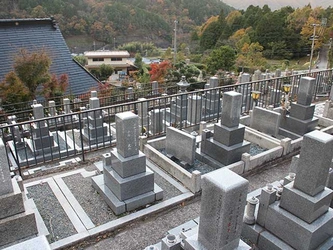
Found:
[184,168,250,250]
[202,76,220,120]
[279,77,318,139]
[200,91,250,165]
[92,111,163,215]
[83,91,111,144]
[242,130,333,250]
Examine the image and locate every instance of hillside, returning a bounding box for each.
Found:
[222,0,332,10]
[0,0,233,51]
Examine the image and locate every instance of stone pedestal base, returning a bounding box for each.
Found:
[265,203,333,250]
[103,165,155,200]
[92,174,163,215]
[0,211,38,248]
[279,116,318,137]
[82,123,111,144]
[280,183,333,223]
[289,103,315,120]
[201,138,250,166]
[184,234,250,250]
[0,180,38,248]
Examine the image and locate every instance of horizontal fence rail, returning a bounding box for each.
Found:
[1,69,332,174]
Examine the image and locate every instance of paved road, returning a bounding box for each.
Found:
[315,44,329,70]
[67,157,292,250]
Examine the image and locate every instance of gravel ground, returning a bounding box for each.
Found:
[26,183,77,243]
[61,166,182,227]
[153,171,182,200]
[63,173,118,226]
[67,158,293,250]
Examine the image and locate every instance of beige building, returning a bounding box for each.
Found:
[84,50,136,77]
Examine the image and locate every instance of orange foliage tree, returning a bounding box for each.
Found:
[149,61,171,82]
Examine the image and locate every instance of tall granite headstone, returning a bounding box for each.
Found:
[184,168,250,250]
[202,77,220,120]
[242,130,333,250]
[279,77,318,139]
[137,98,148,128]
[187,94,202,125]
[92,111,163,215]
[200,91,250,165]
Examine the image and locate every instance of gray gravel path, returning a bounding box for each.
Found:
[63,173,118,226]
[26,183,77,243]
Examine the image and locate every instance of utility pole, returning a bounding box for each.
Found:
[309,23,320,73]
[329,38,333,69]
[173,20,178,66]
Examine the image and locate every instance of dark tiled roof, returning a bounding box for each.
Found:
[0,18,99,97]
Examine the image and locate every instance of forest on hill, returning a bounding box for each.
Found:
[0,0,233,48]
[1,1,333,71]
[197,5,333,60]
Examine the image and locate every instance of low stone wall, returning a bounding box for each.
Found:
[242,146,284,172]
[289,137,303,153]
[144,140,201,193]
[245,127,280,149]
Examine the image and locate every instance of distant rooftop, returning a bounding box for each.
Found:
[0,18,99,97]
[84,50,130,58]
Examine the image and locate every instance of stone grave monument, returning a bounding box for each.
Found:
[27,103,59,155]
[242,130,333,250]
[202,76,220,120]
[0,139,38,247]
[199,91,250,166]
[187,94,202,126]
[184,168,250,249]
[137,98,148,129]
[279,76,318,139]
[7,115,25,149]
[168,76,189,126]
[322,88,333,119]
[92,111,163,215]
[152,81,159,95]
[83,91,111,144]
[149,109,164,134]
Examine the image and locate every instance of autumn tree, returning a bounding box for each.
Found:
[236,42,267,70]
[0,72,30,109]
[14,48,51,99]
[42,74,68,100]
[149,61,171,82]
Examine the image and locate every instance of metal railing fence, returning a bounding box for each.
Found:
[1,69,332,174]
